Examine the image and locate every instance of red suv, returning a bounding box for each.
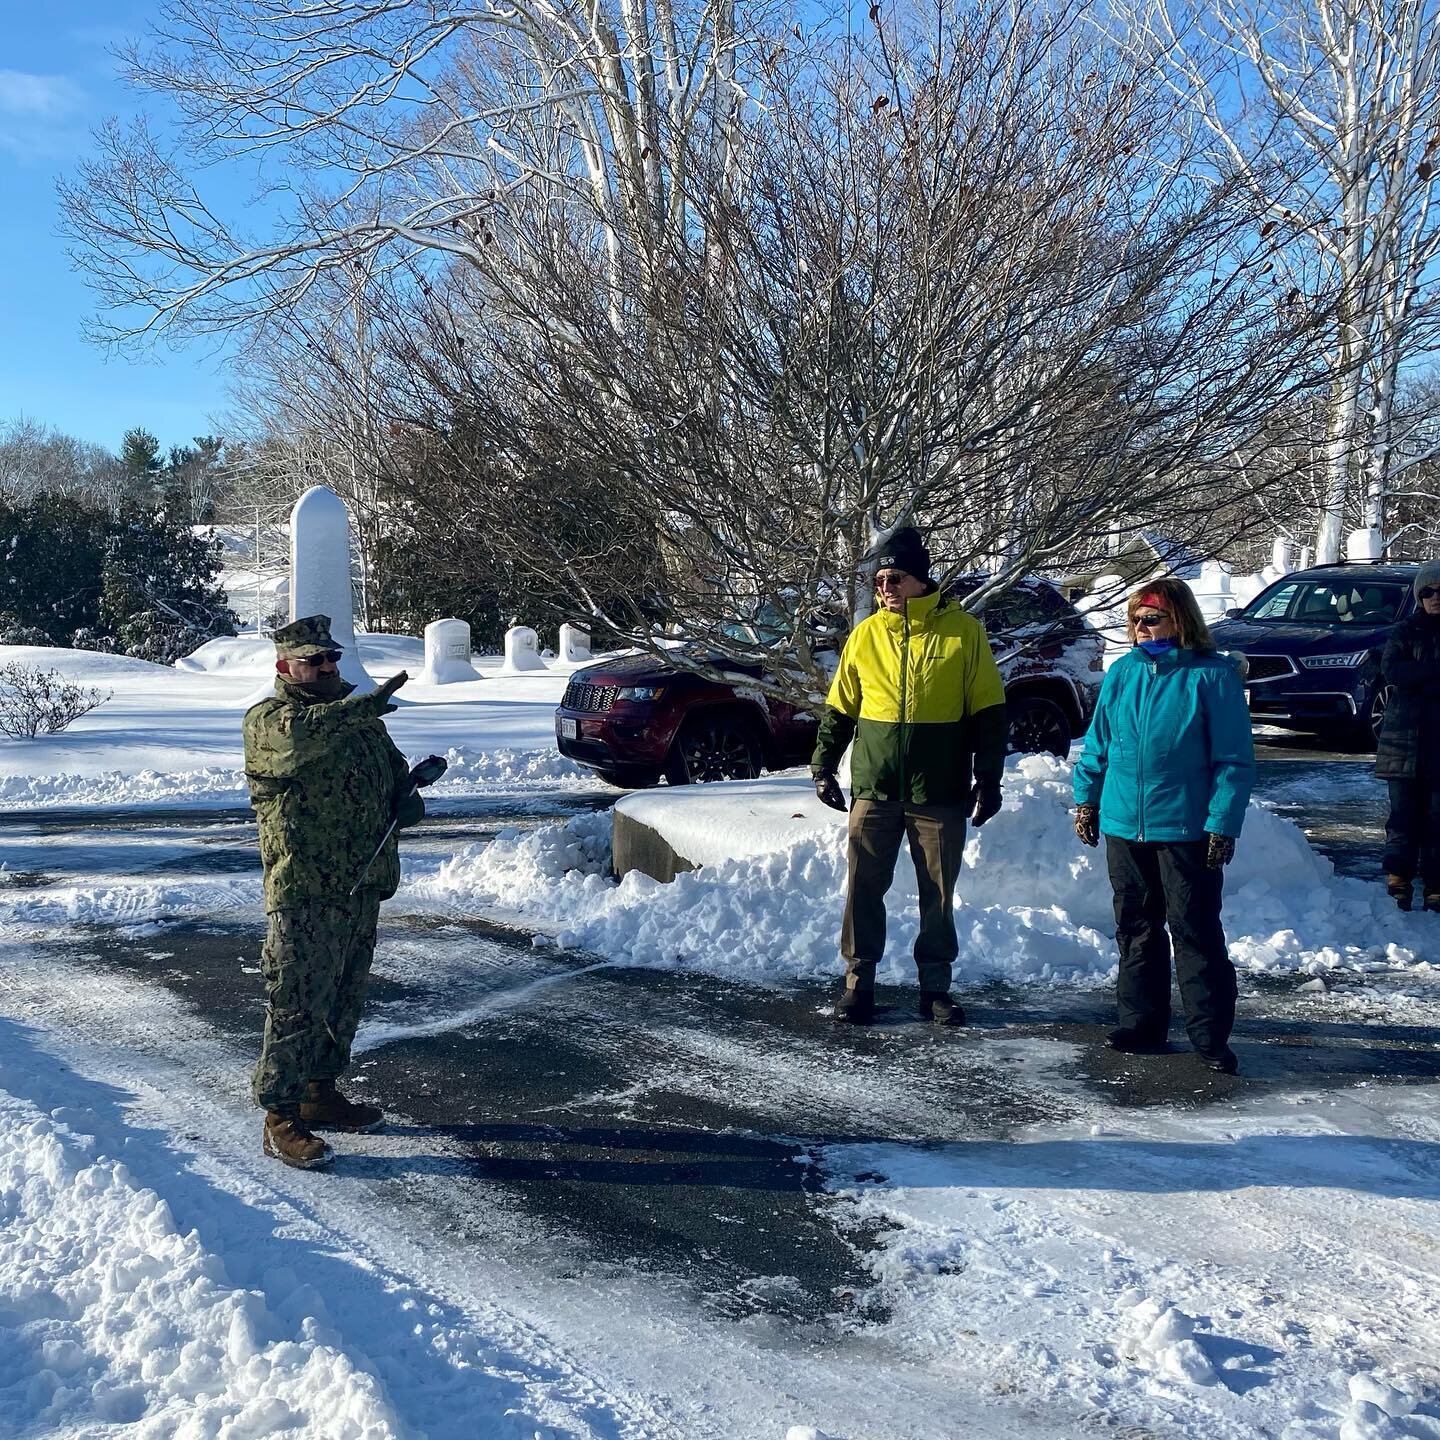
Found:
[555,579,1103,787]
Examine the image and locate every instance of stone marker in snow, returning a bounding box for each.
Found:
[501,624,548,674]
[418,618,481,685]
[559,623,591,664]
[289,485,376,693]
[1346,527,1383,562]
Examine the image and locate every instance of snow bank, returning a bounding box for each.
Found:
[0,1089,402,1437]
[415,755,1438,984]
[0,640,587,809]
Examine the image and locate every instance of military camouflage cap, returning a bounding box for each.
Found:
[273,614,342,659]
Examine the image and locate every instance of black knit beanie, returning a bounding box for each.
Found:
[872,527,931,580]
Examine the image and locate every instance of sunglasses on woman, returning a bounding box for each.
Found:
[1134,612,1170,629]
[1421,587,1439,601]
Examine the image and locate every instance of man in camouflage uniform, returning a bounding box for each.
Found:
[244,615,422,1169]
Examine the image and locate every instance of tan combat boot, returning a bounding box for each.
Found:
[1386,874,1413,911]
[300,1079,383,1133]
[263,1109,334,1169]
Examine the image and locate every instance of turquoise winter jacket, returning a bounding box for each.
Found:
[1072,646,1255,842]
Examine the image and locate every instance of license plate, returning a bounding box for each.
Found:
[559,718,578,740]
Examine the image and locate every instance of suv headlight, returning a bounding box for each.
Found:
[616,684,665,701]
[1299,651,1368,669]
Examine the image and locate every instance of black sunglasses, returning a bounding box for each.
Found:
[1134,612,1170,628]
[875,572,913,589]
[298,649,344,664]
[1421,587,1439,601]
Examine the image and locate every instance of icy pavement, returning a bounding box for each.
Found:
[2,763,1440,1437]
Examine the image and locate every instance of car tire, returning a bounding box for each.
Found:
[664,714,763,785]
[1006,695,1072,756]
[594,766,660,789]
[1324,684,1390,753]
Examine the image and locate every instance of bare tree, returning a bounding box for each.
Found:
[333,1,1334,703]
[59,0,778,339]
[1114,0,1440,562]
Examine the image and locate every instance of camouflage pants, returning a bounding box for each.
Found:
[251,891,383,1112]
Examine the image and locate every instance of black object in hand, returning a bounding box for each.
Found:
[409,754,448,789]
[814,773,847,812]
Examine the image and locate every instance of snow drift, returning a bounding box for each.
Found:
[412,754,1437,985]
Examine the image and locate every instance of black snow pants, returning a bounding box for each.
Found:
[1105,837,1237,1055]
[1382,780,1440,894]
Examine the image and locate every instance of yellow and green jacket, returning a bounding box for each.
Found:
[811,587,1007,804]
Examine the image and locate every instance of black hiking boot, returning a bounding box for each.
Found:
[263,1109,334,1169]
[300,1079,384,1132]
[1387,874,1414,911]
[835,989,876,1025]
[919,991,966,1027]
[1106,1027,1169,1054]
[1195,1046,1239,1075]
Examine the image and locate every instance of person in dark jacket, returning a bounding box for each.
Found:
[1072,578,1255,1074]
[811,527,1007,1027]
[1376,561,1440,912]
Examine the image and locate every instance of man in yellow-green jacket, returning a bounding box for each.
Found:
[811,528,1007,1026]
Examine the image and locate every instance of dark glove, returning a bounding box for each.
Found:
[969,777,1002,827]
[1206,832,1235,869]
[1074,803,1100,848]
[814,772,847,812]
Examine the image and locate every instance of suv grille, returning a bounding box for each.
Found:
[563,681,619,713]
[1244,654,1297,683]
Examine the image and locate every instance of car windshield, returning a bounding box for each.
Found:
[1242,578,1406,625]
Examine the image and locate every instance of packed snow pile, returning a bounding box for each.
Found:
[0,1089,402,1437]
[416,754,1438,983]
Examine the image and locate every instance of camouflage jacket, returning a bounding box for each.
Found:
[243,678,424,911]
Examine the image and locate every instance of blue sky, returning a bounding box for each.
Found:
[0,1,235,454]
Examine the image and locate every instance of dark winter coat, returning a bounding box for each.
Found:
[1375,612,1440,783]
[243,678,424,911]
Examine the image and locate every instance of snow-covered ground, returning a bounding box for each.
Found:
[3,637,1440,1438]
[417,757,1438,985]
[0,637,589,810]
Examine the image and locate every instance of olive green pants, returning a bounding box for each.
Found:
[840,799,968,995]
[251,892,383,1112]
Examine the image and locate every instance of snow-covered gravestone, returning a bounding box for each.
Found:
[1346,527,1382,562]
[289,485,376,692]
[558,624,591,664]
[501,624,548,674]
[419,618,481,685]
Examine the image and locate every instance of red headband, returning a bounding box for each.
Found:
[1136,591,1166,610]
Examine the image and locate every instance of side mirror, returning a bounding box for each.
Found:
[1224,607,1244,620]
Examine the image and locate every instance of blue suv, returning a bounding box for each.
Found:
[1210,561,1419,748]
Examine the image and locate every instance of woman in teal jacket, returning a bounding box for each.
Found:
[1072,578,1255,1074]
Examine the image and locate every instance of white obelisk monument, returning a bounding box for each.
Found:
[289,485,376,693]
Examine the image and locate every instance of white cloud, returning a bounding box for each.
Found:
[0,70,84,120]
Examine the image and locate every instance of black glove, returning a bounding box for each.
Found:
[969,777,1002,827]
[814,772,847,812]
[1074,803,1100,848]
[1206,832,1235,869]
